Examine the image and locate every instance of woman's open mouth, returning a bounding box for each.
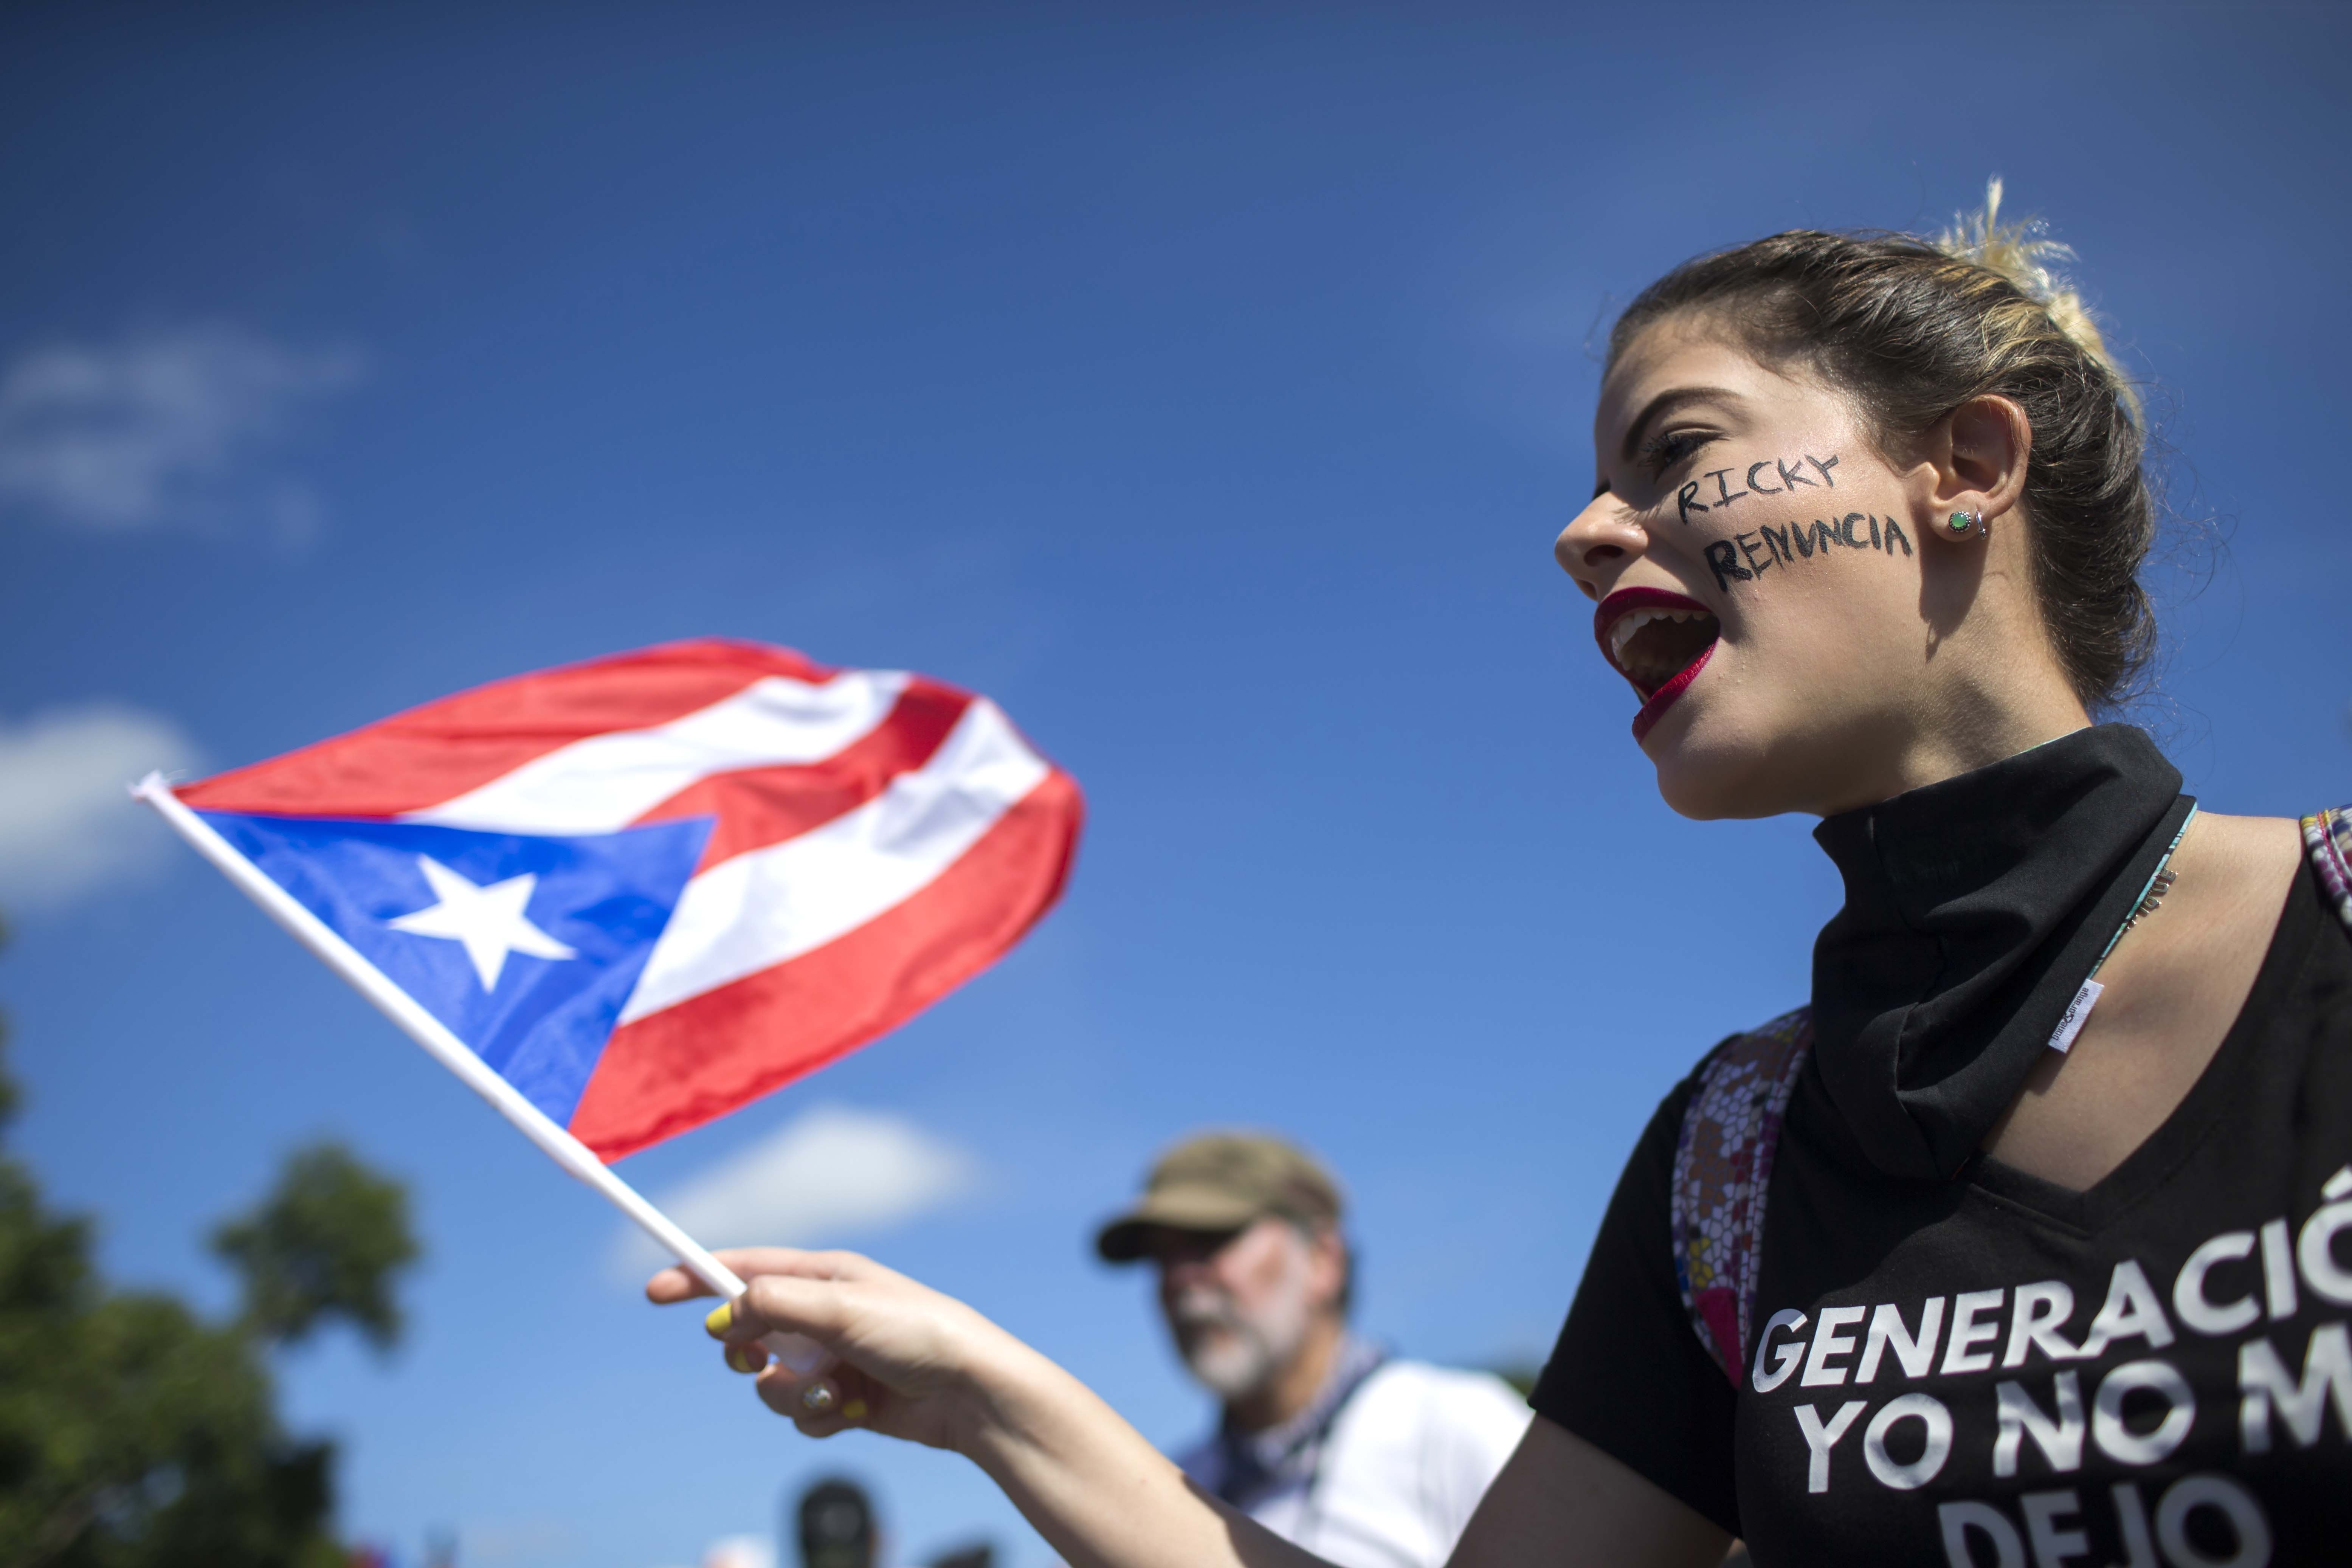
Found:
[1593,588,1721,742]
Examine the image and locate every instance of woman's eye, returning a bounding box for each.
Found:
[1640,429,1711,475]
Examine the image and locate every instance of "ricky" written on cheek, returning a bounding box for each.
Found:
[1678,451,1841,528]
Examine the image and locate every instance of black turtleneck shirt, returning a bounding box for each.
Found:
[1533,733,2352,1566]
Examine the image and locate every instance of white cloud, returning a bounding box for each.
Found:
[700,1537,775,1568]
[0,324,360,532]
[642,1549,773,1568]
[0,703,202,908]
[611,1105,977,1280]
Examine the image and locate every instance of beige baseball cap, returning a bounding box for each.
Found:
[1095,1130,1345,1264]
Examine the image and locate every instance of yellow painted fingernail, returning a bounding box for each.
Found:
[704,1302,733,1338]
[842,1398,868,1422]
[725,1346,760,1375]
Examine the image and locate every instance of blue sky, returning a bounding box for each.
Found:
[3,5,2349,1565]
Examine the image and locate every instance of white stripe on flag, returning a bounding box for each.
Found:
[618,698,1051,1022]
[402,670,912,835]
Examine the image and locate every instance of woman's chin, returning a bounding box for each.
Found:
[1640,705,1791,821]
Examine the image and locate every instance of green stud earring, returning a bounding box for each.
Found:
[1946,509,1985,539]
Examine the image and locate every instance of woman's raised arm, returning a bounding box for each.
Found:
[650,1249,1730,1568]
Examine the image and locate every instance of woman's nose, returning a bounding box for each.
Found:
[1554,491,1647,601]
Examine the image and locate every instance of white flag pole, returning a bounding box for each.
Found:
[132,773,824,1374]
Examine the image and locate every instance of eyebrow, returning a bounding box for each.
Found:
[1617,385,1742,465]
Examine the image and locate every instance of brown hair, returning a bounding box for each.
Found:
[1610,180,2153,709]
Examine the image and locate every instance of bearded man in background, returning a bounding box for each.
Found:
[1094,1132,1532,1568]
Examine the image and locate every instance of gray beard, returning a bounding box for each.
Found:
[1172,1282,1313,1402]
[1182,1320,1287,1400]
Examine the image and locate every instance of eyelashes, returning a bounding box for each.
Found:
[1638,428,1713,476]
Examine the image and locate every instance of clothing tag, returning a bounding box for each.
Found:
[2047,979,2103,1054]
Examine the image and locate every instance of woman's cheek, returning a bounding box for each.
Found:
[1663,439,1914,598]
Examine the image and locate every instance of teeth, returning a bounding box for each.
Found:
[1608,610,1656,661]
[1607,607,1701,667]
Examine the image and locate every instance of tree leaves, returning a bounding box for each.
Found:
[0,926,421,1568]
[212,1144,418,1353]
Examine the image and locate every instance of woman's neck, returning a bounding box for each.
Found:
[1823,675,2094,818]
[1980,810,2302,1191]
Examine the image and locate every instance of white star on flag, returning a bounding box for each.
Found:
[387,856,578,990]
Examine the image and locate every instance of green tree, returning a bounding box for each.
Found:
[212,1146,415,1353]
[0,921,420,1568]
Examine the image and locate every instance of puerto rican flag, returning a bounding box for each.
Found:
[171,639,1082,1160]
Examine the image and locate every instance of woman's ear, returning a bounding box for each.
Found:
[1924,394,2032,523]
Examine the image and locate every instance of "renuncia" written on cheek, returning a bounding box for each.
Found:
[1703,511,1914,592]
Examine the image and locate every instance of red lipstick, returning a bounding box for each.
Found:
[1592,587,1720,743]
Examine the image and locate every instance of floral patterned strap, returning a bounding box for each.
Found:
[1670,1007,1812,1385]
[2303,806,2352,935]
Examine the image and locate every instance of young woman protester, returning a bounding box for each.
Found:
[653,187,2352,1567]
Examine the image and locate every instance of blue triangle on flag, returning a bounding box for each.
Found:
[198,811,715,1127]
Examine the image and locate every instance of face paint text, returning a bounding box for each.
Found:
[1678,451,1841,527]
[1705,512,1915,592]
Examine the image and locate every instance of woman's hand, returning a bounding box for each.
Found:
[646,1247,1022,1454]
[650,1250,1719,1568]
[648,1248,1309,1568]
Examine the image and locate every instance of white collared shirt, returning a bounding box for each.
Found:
[1175,1359,1533,1568]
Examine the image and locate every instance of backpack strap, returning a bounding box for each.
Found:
[2302,806,2352,935]
[1671,1006,1813,1386]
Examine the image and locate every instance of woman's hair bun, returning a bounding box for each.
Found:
[1935,177,2140,427]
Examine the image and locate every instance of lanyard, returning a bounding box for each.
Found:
[2046,804,2199,1055]
[1217,1347,1389,1520]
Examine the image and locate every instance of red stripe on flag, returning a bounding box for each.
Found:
[178,639,835,818]
[569,768,1084,1161]
[632,678,973,872]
